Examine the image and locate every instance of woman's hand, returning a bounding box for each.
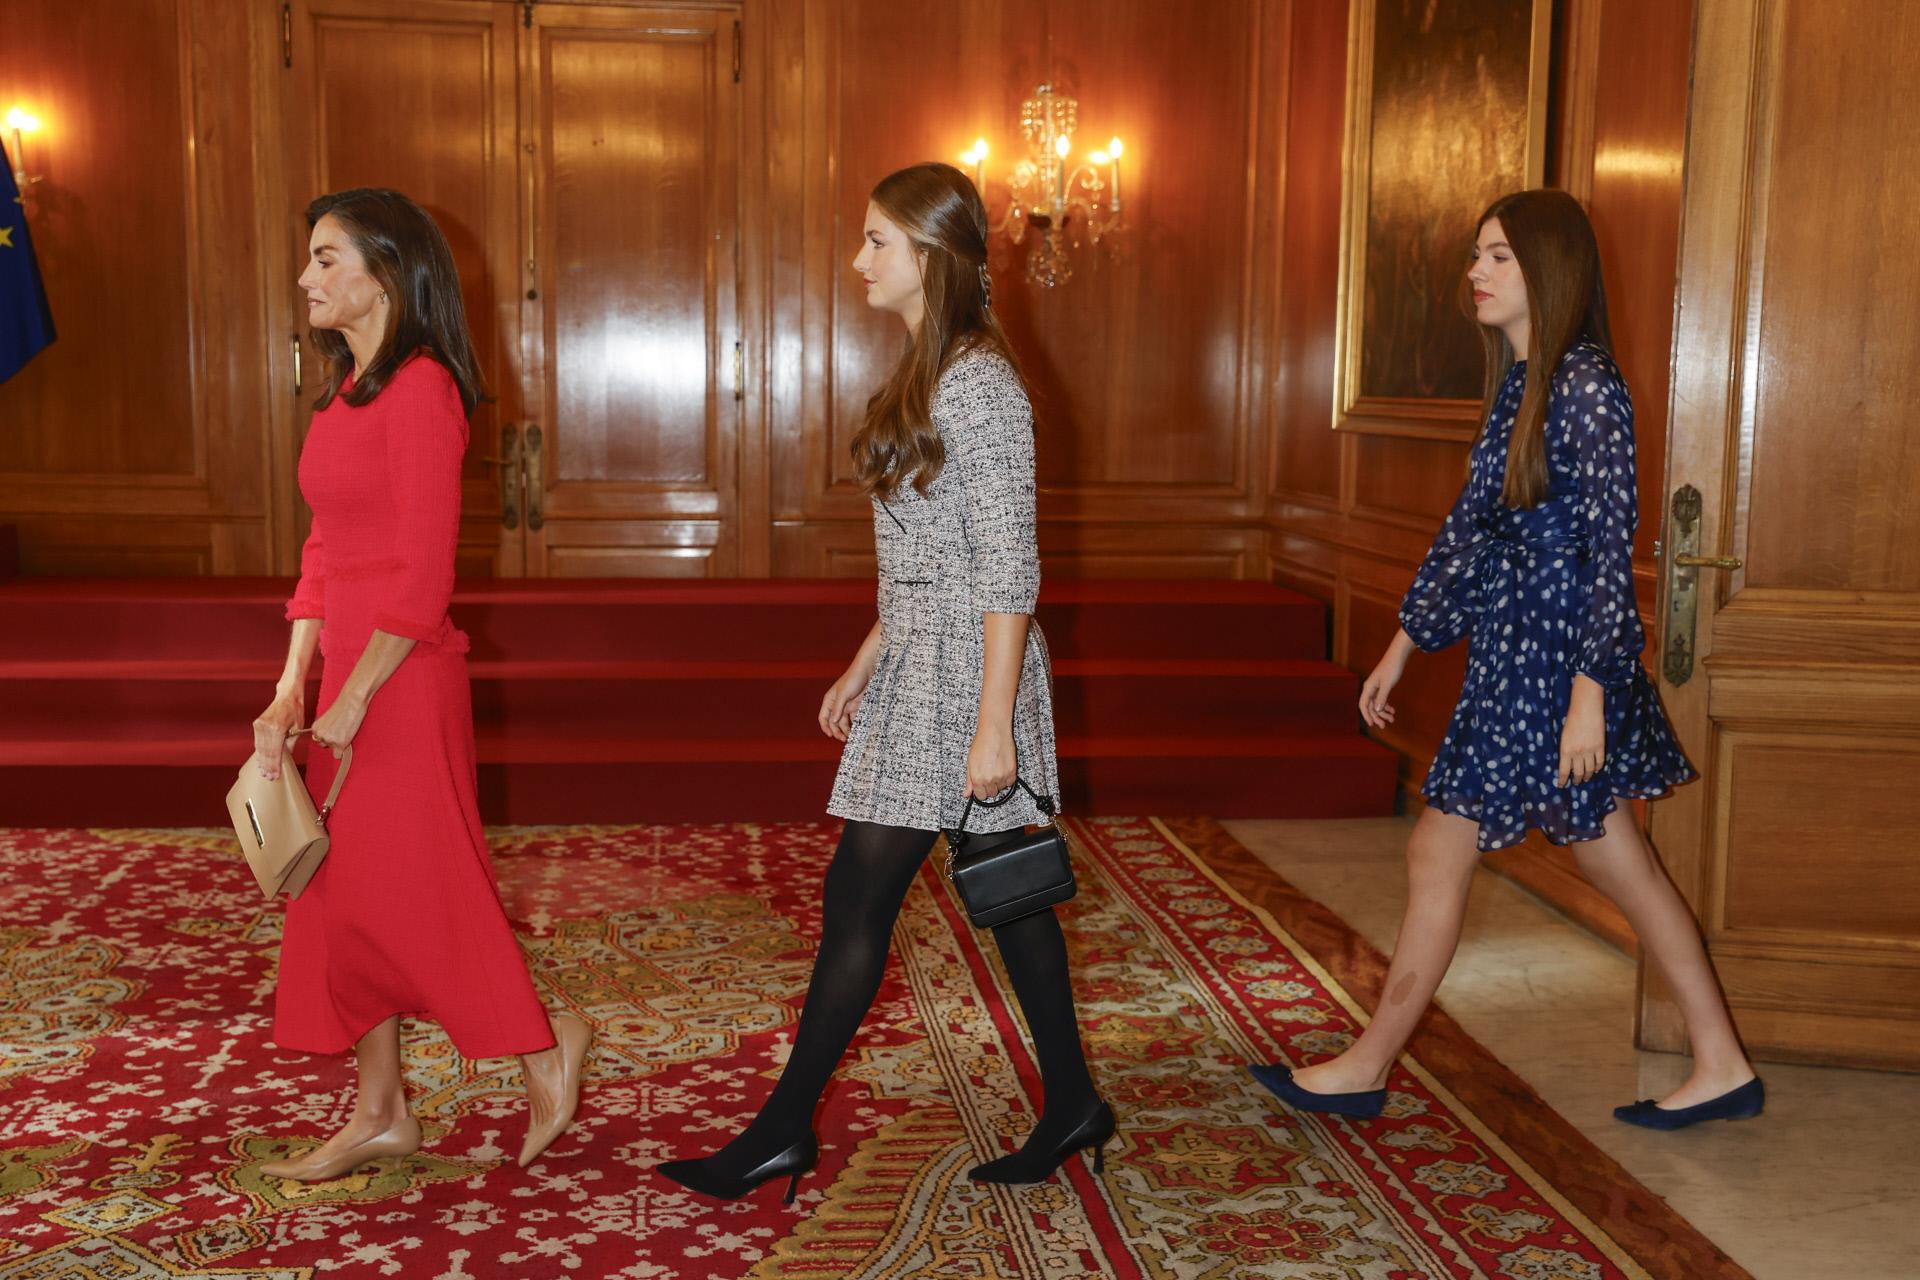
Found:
[1359,639,1413,729]
[310,692,368,760]
[251,691,306,780]
[965,724,1017,800]
[1558,676,1607,786]
[819,664,871,741]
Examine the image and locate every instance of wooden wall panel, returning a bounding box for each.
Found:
[1740,0,1920,594]
[0,0,195,477]
[0,0,276,574]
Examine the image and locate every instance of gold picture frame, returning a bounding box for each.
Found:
[1332,0,1553,441]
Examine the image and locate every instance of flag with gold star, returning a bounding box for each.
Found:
[1,157,55,385]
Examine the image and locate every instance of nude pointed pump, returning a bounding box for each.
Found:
[518,1014,594,1168]
[259,1115,422,1183]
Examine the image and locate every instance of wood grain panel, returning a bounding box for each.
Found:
[1269,0,1346,507]
[1350,434,1469,528]
[542,22,719,488]
[0,0,195,477]
[1715,735,1920,942]
[1586,0,1690,568]
[1741,0,1920,592]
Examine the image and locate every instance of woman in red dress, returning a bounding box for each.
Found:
[249,188,591,1181]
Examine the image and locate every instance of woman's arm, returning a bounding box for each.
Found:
[968,612,1028,798]
[1560,350,1641,784]
[820,617,884,741]
[307,629,419,757]
[252,617,323,779]
[949,356,1042,801]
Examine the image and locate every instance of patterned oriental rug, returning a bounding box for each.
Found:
[0,819,1743,1280]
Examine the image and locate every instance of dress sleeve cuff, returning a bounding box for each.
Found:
[285,599,324,622]
[373,613,441,642]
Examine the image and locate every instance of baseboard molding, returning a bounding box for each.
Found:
[1484,842,1639,958]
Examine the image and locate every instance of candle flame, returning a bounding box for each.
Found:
[1108,137,1124,158]
[1054,134,1071,159]
[6,107,42,133]
[1089,151,1109,165]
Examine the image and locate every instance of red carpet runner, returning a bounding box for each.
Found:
[0,819,1737,1279]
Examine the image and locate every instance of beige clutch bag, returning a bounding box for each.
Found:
[225,728,353,900]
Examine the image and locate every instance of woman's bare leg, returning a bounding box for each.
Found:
[282,1016,412,1166]
[1289,807,1483,1094]
[1572,805,1755,1107]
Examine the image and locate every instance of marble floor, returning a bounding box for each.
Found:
[1222,817,1917,1280]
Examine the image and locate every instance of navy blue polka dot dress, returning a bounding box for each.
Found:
[1399,340,1695,852]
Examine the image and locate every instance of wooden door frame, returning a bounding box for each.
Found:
[1645,0,1920,1067]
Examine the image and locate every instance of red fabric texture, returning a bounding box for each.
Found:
[273,355,551,1059]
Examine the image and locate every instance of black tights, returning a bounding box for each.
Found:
[706,820,1099,1175]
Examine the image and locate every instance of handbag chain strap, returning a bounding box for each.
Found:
[286,728,354,825]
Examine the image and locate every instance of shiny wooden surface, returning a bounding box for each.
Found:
[1645,0,1920,1070]
[527,4,740,574]
[0,0,275,572]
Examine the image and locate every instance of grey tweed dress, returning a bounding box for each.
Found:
[826,345,1061,835]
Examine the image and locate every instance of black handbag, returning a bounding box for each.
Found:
[942,777,1077,928]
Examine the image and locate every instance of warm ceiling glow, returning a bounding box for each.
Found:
[6,107,42,133]
[1054,134,1071,158]
[1108,137,1123,158]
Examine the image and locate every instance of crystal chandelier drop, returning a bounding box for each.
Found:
[960,83,1125,288]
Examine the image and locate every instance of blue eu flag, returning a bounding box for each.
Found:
[0,160,55,385]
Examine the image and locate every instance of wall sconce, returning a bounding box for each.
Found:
[963,83,1126,288]
[7,107,44,190]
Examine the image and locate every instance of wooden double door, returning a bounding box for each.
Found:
[279,0,742,576]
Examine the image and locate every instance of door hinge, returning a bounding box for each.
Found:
[732,19,742,83]
[732,341,744,401]
[523,2,534,29]
[281,2,293,68]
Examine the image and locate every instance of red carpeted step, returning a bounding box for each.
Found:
[0,658,1362,740]
[0,577,1393,827]
[0,733,1397,825]
[0,577,1328,662]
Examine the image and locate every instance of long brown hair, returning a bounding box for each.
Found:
[851,163,1023,498]
[1465,189,1612,508]
[305,188,487,415]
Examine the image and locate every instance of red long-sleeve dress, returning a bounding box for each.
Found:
[273,353,554,1059]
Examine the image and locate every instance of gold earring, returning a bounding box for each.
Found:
[379,291,388,304]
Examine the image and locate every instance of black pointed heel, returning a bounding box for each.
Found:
[655,1134,820,1202]
[968,1101,1117,1185]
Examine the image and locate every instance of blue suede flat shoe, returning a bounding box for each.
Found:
[1249,1063,1386,1119]
[1613,1077,1764,1131]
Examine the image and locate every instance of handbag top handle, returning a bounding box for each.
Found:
[285,728,354,823]
[949,776,1057,847]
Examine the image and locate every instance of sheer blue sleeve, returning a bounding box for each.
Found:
[1563,354,1645,689]
[1398,477,1487,653]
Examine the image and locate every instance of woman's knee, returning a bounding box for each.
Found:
[1403,815,1480,890]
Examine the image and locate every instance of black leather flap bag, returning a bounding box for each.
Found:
[943,778,1076,928]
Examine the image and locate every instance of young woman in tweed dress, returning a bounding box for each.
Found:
[657,163,1111,1201]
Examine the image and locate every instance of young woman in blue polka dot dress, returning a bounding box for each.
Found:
[1253,190,1763,1131]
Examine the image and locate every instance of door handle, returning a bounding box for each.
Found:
[1662,485,1741,686]
[523,424,544,531]
[482,423,522,530]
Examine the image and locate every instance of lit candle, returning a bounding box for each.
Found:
[1108,136,1124,211]
[6,106,41,184]
[1053,133,1070,214]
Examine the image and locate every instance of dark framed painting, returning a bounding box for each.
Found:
[1333,0,1552,440]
